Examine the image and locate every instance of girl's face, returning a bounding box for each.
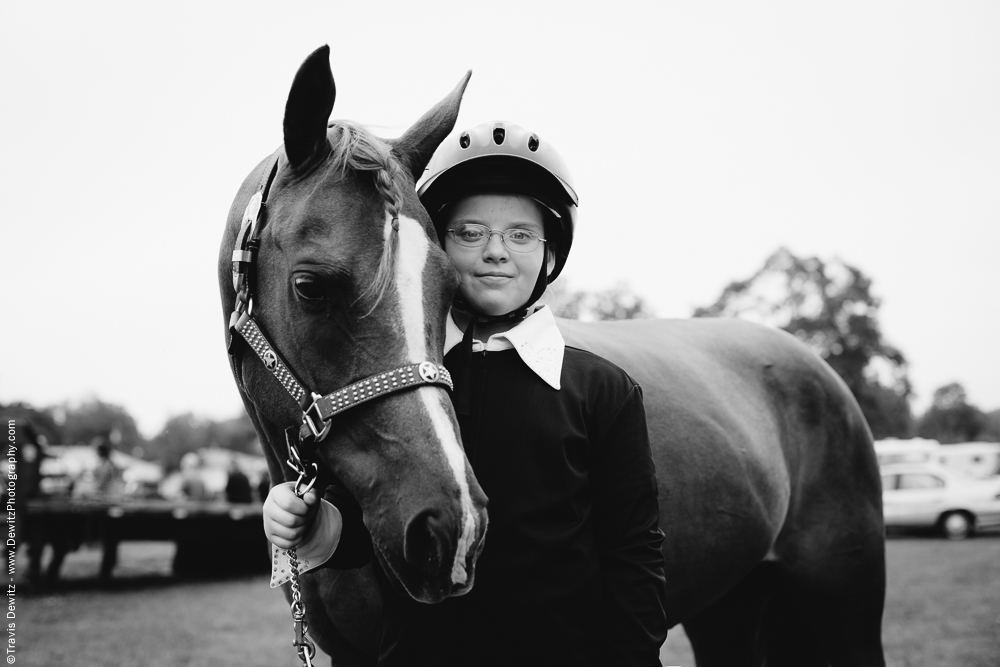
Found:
[443,193,554,317]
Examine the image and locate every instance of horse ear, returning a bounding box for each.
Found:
[394,71,472,182]
[283,45,336,171]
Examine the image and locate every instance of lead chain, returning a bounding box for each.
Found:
[286,438,319,667]
[287,546,316,666]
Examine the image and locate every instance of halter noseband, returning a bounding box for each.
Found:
[227,153,453,449]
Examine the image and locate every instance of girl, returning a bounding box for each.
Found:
[264,122,667,666]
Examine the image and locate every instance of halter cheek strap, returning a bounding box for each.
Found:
[226,153,453,450]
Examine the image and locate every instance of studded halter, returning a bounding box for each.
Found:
[226,153,454,448]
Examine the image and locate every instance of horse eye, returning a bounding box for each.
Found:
[293,275,326,301]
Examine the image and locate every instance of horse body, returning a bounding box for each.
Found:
[221,47,885,666]
[559,316,886,665]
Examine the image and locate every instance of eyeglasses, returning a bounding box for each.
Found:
[446,224,547,253]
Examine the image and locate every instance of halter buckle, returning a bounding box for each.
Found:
[302,393,332,442]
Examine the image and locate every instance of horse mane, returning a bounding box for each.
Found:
[327,120,406,314]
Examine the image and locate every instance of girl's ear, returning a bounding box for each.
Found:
[546,248,556,277]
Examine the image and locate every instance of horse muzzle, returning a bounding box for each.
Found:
[377,498,486,603]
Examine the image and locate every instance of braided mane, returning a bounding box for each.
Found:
[327,121,406,313]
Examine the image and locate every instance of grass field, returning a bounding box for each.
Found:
[17,534,1000,666]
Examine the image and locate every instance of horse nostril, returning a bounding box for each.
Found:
[404,510,451,578]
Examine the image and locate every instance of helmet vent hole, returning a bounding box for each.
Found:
[459,132,470,149]
[492,127,505,145]
[527,135,539,152]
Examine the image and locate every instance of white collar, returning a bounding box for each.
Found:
[444,306,565,390]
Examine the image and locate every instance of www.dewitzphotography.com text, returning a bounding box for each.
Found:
[5,420,18,663]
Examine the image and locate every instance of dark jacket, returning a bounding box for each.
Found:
[329,344,667,666]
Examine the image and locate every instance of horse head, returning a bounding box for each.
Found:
[218,46,487,603]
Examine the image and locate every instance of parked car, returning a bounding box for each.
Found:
[881,463,1000,539]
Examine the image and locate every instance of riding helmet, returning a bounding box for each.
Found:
[417,121,578,284]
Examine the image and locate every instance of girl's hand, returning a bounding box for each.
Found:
[263,481,320,549]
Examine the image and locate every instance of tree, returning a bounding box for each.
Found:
[981,409,1000,443]
[59,398,144,451]
[549,282,655,321]
[0,402,63,444]
[148,413,214,470]
[917,383,986,444]
[206,414,260,456]
[694,247,913,439]
[146,412,260,470]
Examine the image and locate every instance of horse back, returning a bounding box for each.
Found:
[556,316,882,622]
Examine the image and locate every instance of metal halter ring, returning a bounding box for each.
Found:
[291,463,319,498]
[286,438,319,498]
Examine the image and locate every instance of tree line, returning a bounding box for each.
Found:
[550,247,1000,443]
[0,401,260,471]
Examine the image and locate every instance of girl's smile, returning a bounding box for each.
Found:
[443,193,554,317]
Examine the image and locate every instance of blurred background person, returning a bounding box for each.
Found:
[225,460,253,504]
[92,437,125,501]
[179,452,210,501]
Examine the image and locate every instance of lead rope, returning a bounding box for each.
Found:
[286,433,319,667]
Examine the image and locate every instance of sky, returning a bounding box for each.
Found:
[1,1,998,438]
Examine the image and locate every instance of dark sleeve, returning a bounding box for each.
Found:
[320,480,375,570]
[592,383,668,666]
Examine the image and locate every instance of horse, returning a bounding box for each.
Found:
[557,318,886,665]
[220,47,886,667]
[218,45,488,661]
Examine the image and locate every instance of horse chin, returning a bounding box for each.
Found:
[372,540,477,604]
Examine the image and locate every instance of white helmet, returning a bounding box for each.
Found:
[417,121,578,282]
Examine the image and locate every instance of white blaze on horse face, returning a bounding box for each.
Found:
[391,213,479,586]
